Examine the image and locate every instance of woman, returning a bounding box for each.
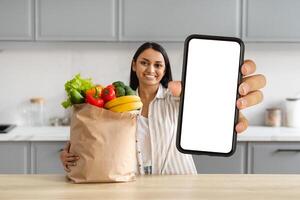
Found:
[60,42,266,175]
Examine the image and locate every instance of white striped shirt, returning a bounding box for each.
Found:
[136,84,197,175]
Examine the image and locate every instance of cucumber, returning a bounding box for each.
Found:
[70,89,85,104]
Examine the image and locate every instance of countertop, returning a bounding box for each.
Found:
[0,126,69,141]
[1,126,300,141]
[0,174,300,200]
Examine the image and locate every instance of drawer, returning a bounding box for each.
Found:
[250,142,300,174]
[193,143,247,174]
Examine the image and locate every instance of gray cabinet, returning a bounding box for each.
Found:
[3,141,300,174]
[0,1,300,42]
[193,143,247,174]
[0,142,30,174]
[0,141,65,174]
[120,0,241,41]
[0,0,34,40]
[31,142,65,174]
[249,142,300,174]
[243,0,300,42]
[36,0,117,41]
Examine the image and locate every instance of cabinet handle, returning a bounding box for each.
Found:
[276,149,300,152]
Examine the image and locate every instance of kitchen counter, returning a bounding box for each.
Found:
[239,126,300,141]
[0,174,300,200]
[0,126,69,141]
[1,126,300,141]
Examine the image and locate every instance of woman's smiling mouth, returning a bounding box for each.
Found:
[144,74,156,80]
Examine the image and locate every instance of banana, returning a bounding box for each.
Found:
[104,95,141,109]
[109,101,143,113]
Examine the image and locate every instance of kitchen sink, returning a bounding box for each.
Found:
[0,124,16,133]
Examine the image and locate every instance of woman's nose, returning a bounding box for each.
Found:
[146,65,155,73]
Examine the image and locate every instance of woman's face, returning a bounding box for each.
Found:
[132,48,166,87]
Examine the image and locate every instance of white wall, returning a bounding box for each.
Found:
[0,42,299,126]
[244,43,300,125]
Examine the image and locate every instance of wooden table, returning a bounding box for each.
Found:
[0,174,300,200]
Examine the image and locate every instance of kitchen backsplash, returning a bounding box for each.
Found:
[0,42,299,126]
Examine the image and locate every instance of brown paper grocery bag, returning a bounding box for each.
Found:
[67,104,137,183]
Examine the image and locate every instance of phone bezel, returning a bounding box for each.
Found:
[176,34,245,157]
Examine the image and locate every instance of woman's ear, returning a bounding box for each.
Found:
[132,61,136,72]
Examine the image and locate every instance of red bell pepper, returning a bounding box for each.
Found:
[85,93,104,107]
[101,85,116,102]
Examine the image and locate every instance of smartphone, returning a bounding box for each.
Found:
[176,34,244,156]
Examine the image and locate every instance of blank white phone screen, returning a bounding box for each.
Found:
[180,38,241,153]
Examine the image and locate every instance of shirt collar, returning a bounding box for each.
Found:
[136,84,166,100]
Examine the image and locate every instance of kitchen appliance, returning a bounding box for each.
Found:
[0,124,16,133]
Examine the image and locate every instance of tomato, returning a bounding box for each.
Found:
[101,85,116,102]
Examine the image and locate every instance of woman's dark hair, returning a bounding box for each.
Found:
[130,42,173,90]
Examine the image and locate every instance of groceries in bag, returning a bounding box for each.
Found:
[61,74,142,183]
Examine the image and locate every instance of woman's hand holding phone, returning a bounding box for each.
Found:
[168,60,266,134]
[235,60,266,133]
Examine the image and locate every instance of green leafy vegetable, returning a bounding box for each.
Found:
[61,74,94,108]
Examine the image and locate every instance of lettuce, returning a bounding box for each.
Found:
[61,74,94,108]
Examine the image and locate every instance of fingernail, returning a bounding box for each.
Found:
[242,65,249,74]
[239,83,249,95]
[236,123,244,133]
[238,98,247,108]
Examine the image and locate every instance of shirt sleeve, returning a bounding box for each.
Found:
[166,88,181,102]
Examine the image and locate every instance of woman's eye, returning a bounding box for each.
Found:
[154,64,162,68]
[140,61,148,66]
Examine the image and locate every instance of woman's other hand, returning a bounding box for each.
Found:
[59,141,79,172]
[236,59,266,133]
[168,81,182,97]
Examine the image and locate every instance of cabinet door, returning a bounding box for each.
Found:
[32,142,65,174]
[0,142,30,174]
[0,0,34,40]
[193,143,247,174]
[36,0,117,41]
[243,0,300,42]
[120,0,241,41]
[249,142,300,174]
